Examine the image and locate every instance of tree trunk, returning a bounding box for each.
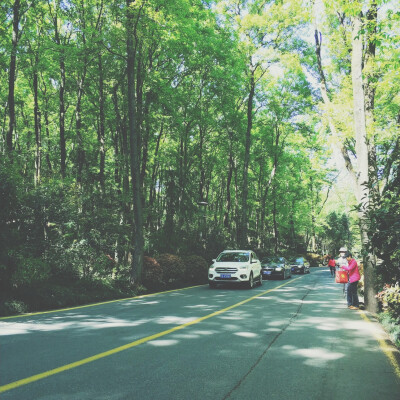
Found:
[224,131,234,229]
[76,74,86,185]
[364,2,380,201]
[7,0,21,154]
[272,195,278,255]
[59,53,66,178]
[51,1,67,178]
[98,53,106,193]
[127,0,144,284]
[351,14,378,313]
[33,61,41,186]
[239,67,255,247]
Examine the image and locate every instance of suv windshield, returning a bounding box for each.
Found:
[290,257,304,263]
[217,252,249,262]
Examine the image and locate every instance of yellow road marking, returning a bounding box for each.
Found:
[0,285,204,320]
[0,277,302,393]
[359,311,400,380]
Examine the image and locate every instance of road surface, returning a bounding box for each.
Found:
[1,268,399,399]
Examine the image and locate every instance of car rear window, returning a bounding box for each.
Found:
[261,257,282,263]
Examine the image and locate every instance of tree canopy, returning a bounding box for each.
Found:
[1,0,399,314]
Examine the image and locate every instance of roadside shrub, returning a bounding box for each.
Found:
[0,300,28,316]
[0,277,138,316]
[142,256,165,292]
[376,283,400,320]
[377,312,400,349]
[11,256,51,286]
[155,254,186,289]
[306,252,324,267]
[181,255,208,285]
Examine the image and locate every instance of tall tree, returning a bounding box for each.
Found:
[7,0,21,154]
[126,0,144,284]
[48,0,69,178]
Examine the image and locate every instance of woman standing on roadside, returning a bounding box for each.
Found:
[340,252,361,310]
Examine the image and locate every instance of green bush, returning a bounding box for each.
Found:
[305,252,324,267]
[0,277,137,316]
[0,300,28,316]
[378,312,400,349]
[142,256,165,292]
[11,256,52,286]
[181,255,208,285]
[155,253,186,289]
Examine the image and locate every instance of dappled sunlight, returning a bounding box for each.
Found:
[233,332,259,338]
[169,292,187,297]
[218,315,246,320]
[280,345,345,367]
[156,316,198,325]
[268,319,289,327]
[255,295,276,301]
[264,327,283,333]
[119,299,161,307]
[0,316,153,336]
[220,324,243,331]
[168,333,200,339]
[190,329,218,336]
[184,304,219,311]
[288,315,360,333]
[147,339,179,347]
[218,310,247,320]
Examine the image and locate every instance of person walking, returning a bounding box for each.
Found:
[327,255,336,277]
[340,252,361,310]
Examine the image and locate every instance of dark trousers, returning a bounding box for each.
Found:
[347,281,359,307]
[329,266,335,276]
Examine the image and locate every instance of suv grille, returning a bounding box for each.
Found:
[216,267,238,273]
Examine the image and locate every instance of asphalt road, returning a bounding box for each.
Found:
[1,268,400,400]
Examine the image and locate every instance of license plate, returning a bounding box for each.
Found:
[220,274,231,278]
[263,271,272,275]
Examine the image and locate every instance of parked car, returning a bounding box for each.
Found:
[208,250,262,289]
[261,256,291,280]
[289,256,310,274]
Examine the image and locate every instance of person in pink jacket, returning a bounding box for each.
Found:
[341,252,361,309]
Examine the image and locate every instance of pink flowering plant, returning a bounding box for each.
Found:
[376,283,400,320]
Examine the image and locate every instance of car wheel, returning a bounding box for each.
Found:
[259,273,263,286]
[247,273,254,289]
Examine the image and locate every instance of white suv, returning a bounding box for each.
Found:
[208,250,262,289]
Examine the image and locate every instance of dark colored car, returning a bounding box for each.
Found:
[261,256,291,280]
[289,257,310,274]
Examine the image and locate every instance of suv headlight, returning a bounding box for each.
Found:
[275,267,282,271]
